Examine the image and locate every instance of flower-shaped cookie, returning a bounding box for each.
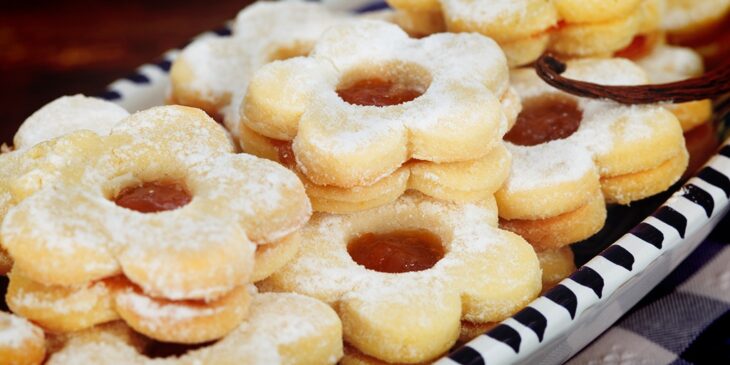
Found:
[241,20,513,212]
[0,95,129,275]
[1,105,311,343]
[170,0,347,138]
[261,193,541,364]
[497,58,687,250]
[46,292,343,365]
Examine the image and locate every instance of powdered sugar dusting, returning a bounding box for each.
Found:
[1,105,309,301]
[0,312,42,348]
[46,292,342,365]
[262,192,538,329]
[13,95,128,151]
[176,0,348,138]
[505,141,595,191]
[661,0,730,31]
[634,44,704,83]
[253,20,509,186]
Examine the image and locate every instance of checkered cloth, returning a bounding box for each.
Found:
[567,212,730,364]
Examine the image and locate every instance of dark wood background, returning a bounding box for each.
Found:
[0,0,255,145]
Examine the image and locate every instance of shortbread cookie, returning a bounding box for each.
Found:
[261,193,541,364]
[1,106,311,343]
[46,292,343,365]
[498,59,687,249]
[0,96,128,275]
[629,43,712,131]
[170,0,347,139]
[242,20,513,213]
[661,0,730,41]
[549,0,656,58]
[537,247,576,291]
[437,0,558,67]
[13,95,129,151]
[0,311,46,365]
[387,0,657,65]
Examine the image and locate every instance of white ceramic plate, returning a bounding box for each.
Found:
[97,1,730,364]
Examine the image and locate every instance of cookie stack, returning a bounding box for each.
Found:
[0,0,716,364]
[0,96,342,364]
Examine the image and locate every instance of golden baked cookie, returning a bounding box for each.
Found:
[618,39,713,132]
[537,247,576,292]
[661,0,730,41]
[386,0,658,65]
[549,0,654,58]
[1,105,311,343]
[498,59,687,249]
[13,95,129,151]
[0,311,46,365]
[170,0,347,139]
[241,20,513,213]
[386,0,555,66]
[0,95,128,275]
[45,292,343,365]
[261,193,541,364]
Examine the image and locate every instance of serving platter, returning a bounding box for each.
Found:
[94,1,730,364]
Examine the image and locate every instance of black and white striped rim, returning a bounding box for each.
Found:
[440,144,730,364]
[96,1,730,364]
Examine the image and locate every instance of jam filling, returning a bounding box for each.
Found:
[269,139,296,168]
[337,78,423,107]
[504,94,582,146]
[114,181,192,213]
[347,229,444,273]
[615,34,657,60]
[142,339,217,358]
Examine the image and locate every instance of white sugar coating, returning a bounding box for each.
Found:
[177,37,255,105]
[440,0,558,41]
[2,105,311,300]
[504,141,595,191]
[660,0,730,31]
[177,0,349,138]
[509,58,653,156]
[505,57,677,194]
[263,20,509,185]
[0,312,42,349]
[46,293,341,365]
[111,106,235,167]
[561,58,649,86]
[189,154,312,244]
[263,193,529,307]
[442,0,530,23]
[634,44,704,83]
[14,95,129,150]
[115,289,224,321]
[9,281,112,315]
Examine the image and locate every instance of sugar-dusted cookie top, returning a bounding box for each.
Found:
[243,20,511,188]
[170,0,348,138]
[1,105,311,302]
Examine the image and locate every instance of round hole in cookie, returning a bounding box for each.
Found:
[347,229,445,273]
[504,93,582,146]
[113,181,192,213]
[336,61,431,107]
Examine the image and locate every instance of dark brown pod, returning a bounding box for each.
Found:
[535,54,730,105]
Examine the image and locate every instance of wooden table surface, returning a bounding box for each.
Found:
[0,0,255,145]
